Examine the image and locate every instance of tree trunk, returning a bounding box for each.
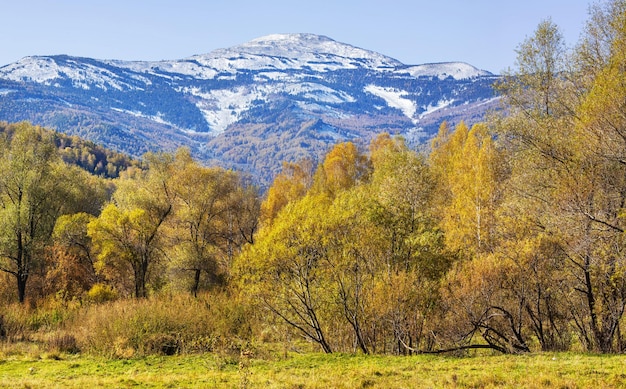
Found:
[350,317,369,354]
[134,257,149,298]
[17,271,27,303]
[16,228,27,304]
[192,268,201,297]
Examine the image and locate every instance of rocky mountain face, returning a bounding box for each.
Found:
[0,33,500,185]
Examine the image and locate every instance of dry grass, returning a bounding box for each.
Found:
[0,291,254,359]
[71,292,253,357]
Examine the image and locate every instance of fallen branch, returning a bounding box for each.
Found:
[398,336,508,354]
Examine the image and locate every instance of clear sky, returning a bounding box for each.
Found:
[1,0,594,74]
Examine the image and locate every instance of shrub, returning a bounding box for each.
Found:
[86,284,117,303]
[113,337,135,359]
[144,333,179,355]
[72,291,252,357]
[47,333,80,354]
[0,304,52,340]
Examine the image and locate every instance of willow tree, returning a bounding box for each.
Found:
[168,149,260,296]
[236,142,373,353]
[88,153,175,298]
[237,192,335,353]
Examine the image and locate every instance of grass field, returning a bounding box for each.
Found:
[1,351,626,388]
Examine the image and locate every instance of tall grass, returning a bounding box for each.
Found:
[0,290,254,358]
[74,292,252,357]
[1,298,80,341]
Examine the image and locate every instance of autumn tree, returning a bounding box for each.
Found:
[88,153,175,298]
[237,193,335,353]
[507,18,569,116]
[316,141,370,195]
[575,0,626,84]
[430,121,505,258]
[0,123,93,303]
[322,186,381,354]
[237,142,373,353]
[261,159,314,225]
[564,2,626,352]
[238,137,453,354]
[491,4,626,352]
[366,134,448,353]
[168,149,260,296]
[47,212,99,299]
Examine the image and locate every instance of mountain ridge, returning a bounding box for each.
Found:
[0,33,500,185]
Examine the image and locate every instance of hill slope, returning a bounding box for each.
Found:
[0,33,499,184]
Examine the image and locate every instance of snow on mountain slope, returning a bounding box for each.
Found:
[180,79,358,135]
[0,56,61,84]
[232,33,403,69]
[399,62,492,80]
[0,55,151,90]
[0,34,491,86]
[0,33,499,185]
[364,85,417,121]
[183,85,265,134]
[110,33,404,78]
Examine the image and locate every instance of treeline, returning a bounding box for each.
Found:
[0,122,258,304]
[1,0,626,357]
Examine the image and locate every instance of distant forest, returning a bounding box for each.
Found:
[0,121,139,178]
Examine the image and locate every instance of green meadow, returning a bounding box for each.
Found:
[1,352,625,388]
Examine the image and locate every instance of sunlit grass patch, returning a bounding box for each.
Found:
[1,352,625,388]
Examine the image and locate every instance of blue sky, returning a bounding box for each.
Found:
[2,0,593,73]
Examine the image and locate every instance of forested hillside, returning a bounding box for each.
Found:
[1,0,626,358]
[0,121,139,178]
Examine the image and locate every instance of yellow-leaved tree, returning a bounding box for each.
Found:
[88,153,176,298]
[430,121,504,259]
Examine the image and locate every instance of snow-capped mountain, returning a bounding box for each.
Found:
[0,33,499,185]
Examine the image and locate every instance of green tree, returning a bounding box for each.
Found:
[168,149,259,296]
[88,153,175,298]
[0,123,71,303]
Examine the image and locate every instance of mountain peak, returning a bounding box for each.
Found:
[189,33,403,71]
[247,33,335,45]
